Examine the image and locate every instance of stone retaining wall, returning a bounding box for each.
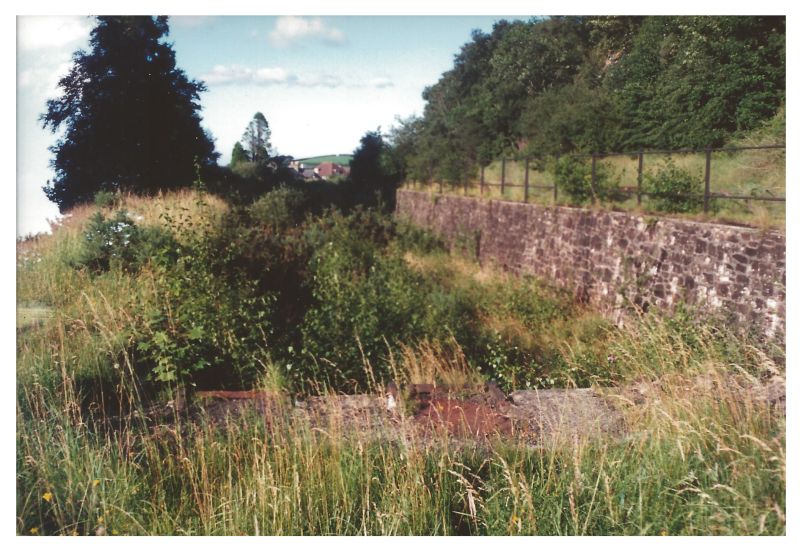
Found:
[396,190,785,341]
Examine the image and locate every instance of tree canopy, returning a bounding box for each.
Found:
[42,16,218,212]
[391,16,785,184]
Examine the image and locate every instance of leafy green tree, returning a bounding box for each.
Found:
[230,141,249,167]
[350,129,402,208]
[242,112,272,164]
[519,83,621,154]
[607,16,785,149]
[42,16,218,212]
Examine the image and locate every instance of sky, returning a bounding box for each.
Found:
[16,15,528,237]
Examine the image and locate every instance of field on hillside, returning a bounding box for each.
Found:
[16,186,785,535]
[297,154,353,167]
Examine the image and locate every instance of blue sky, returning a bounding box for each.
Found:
[16,15,528,236]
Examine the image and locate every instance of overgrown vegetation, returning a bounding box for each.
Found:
[17,185,784,535]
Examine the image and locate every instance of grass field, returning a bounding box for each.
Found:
[16,188,785,535]
[296,154,353,167]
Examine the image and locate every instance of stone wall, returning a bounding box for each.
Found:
[396,190,785,342]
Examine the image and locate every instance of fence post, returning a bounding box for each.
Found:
[501,158,506,197]
[590,153,597,205]
[524,157,530,203]
[637,148,644,206]
[480,165,485,196]
[554,153,559,203]
[703,146,712,213]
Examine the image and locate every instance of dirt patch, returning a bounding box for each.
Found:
[185,382,628,447]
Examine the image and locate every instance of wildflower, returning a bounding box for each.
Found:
[93,479,101,487]
[607,354,618,364]
[29,527,39,535]
[660,530,668,536]
[97,516,104,524]
[42,492,53,503]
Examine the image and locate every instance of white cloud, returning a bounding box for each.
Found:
[369,77,394,89]
[18,61,72,96]
[169,16,215,29]
[268,16,346,47]
[201,65,342,88]
[17,16,93,52]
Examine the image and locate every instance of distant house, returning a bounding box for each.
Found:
[315,162,349,179]
[301,168,321,181]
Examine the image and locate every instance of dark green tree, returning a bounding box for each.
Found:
[230,141,249,166]
[42,16,218,212]
[241,112,272,164]
[350,129,402,208]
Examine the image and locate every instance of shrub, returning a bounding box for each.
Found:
[249,185,308,230]
[93,190,120,209]
[75,210,177,273]
[134,193,275,388]
[554,155,622,205]
[644,160,704,213]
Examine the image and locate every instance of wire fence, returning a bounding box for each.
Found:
[408,144,785,214]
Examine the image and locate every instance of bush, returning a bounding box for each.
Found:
[75,210,177,273]
[93,190,121,209]
[644,160,704,213]
[249,186,308,230]
[554,156,622,205]
[135,201,275,388]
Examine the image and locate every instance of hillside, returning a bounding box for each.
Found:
[296,154,353,167]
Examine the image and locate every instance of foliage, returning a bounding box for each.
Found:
[230,141,249,167]
[349,130,403,209]
[135,194,274,387]
[41,16,218,212]
[554,155,622,205]
[607,16,785,149]
[75,210,177,273]
[519,83,621,154]
[241,112,272,165]
[644,160,704,213]
[248,186,308,230]
[93,190,121,209]
[394,16,784,180]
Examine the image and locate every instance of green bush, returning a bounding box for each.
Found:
[93,190,121,209]
[249,185,307,230]
[134,194,275,388]
[75,210,177,273]
[644,160,704,213]
[554,156,622,205]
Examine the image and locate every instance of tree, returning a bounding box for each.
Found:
[241,112,272,165]
[42,16,218,212]
[230,141,249,167]
[350,129,402,208]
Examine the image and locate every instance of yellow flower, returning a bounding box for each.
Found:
[97,516,104,524]
[92,479,100,487]
[42,492,53,503]
[660,530,668,536]
[29,527,39,535]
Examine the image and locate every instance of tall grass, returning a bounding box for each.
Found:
[16,311,784,535]
[17,190,784,535]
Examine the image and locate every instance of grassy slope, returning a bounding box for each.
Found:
[16,190,785,535]
[296,154,353,167]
